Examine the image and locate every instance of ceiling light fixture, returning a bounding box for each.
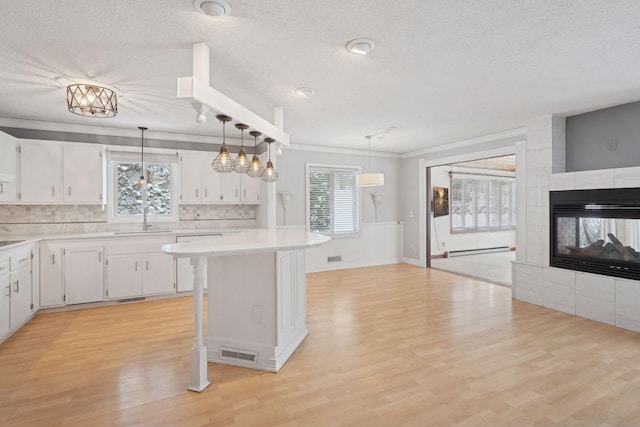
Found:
[233,123,250,173]
[67,84,117,118]
[356,135,384,187]
[261,138,278,182]
[194,0,231,16]
[212,114,234,173]
[295,87,316,98]
[346,38,376,55]
[247,131,265,178]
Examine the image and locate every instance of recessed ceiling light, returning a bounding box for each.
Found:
[346,38,375,55]
[194,0,231,17]
[295,87,316,99]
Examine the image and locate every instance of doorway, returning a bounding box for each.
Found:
[427,155,516,286]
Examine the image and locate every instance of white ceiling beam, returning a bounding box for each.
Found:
[177,43,290,146]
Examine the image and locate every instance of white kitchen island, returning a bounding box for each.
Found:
[162,228,330,392]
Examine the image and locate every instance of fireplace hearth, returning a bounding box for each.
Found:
[550,188,640,280]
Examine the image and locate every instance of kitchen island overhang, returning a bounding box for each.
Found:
[162,228,330,392]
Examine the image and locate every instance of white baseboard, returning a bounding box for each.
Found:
[306,257,402,273]
[402,257,424,268]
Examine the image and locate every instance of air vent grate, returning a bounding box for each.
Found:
[327,256,342,263]
[221,348,257,363]
[117,297,145,303]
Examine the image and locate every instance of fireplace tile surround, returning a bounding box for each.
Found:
[512,114,640,334]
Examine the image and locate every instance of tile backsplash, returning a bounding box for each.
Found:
[0,204,257,235]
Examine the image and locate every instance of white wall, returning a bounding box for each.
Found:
[429,165,516,255]
[276,146,404,271]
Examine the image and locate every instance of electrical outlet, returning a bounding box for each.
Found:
[607,139,617,151]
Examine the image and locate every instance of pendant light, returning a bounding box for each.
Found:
[67,84,118,118]
[356,135,384,187]
[138,126,148,187]
[247,131,265,178]
[212,114,233,173]
[262,137,278,182]
[233,123,250,173]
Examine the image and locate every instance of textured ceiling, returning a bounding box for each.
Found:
[1,0,640,153]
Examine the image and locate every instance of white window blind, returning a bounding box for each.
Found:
[451,174,516,232]
[307,164,360,234]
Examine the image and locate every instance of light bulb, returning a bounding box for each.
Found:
[139,176,146,186]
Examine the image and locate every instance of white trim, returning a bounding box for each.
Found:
[306,257,403,273]
[402,127,526,159]
[418,143,520,269]
[402,257,424,268]
[287,142,401,159]
[305,162,362,235]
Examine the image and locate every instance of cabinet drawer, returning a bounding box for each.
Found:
[10,250,31,271]
[0,257,9,275]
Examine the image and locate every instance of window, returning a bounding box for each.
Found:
[306,163,360,235]
[451,175,516,232]
[108,151,179,222]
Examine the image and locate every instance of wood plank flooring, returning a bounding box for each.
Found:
[1,264,640,426]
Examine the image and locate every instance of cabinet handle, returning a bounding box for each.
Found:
[4,285,9,297]
[68,186,72,197]
[18,257,28,263]
[0,266,6,271]
[135,261,138,271]
[52,186,55,197]
[146,260,149,270]
[244,189,247,198]
[220,194,223,201]
[14,280,19,293]
[98,252,102,263]
[196,188,199,198]
[52,254,55,265]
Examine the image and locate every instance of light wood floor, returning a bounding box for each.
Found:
[2,264,640,426]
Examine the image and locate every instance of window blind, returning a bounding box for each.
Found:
[307,164,360,234]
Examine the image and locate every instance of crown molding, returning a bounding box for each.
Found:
[287,143,402,159]
[401,127,527,159]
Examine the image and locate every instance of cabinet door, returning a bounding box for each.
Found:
[240,174,260,203]
[63,145,103,204]
[19,142,62,203]
[106,254,142,299]
[201,156,222,203]
[179,151,202,203]
[10,267,32,329]
[65,245,104,304]
[0,274,10,339]
[0,131,17,203]
[221,172,241,203]
[40,244,64,307]
[142,253,175,296]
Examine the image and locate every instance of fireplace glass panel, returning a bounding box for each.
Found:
[556,216,640,263]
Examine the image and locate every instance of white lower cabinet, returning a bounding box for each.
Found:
[0,273,11,339]
[40,243,64,307]
[65,245,103,304]
[1,244,35,342]
[106,251,175,299]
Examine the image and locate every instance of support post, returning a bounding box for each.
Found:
[188,256,210,392]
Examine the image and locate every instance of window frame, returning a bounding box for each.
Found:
[450,173,516,233]
[306,162,362,237]
[107,149,179,224]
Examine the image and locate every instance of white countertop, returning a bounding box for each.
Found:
[162,228,331,257]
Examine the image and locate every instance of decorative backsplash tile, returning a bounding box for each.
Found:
[0,204,257,236]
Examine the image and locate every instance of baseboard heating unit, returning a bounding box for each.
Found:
[447,246,509,257]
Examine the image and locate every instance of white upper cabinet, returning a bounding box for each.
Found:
[240,174,260,204]
[18,141,104,204]
[201,156,222,203]
[179,150,203,204]
[63,144,103,204]
[221,172,241,203]
[19,142,62,203]
[0,131,17,203]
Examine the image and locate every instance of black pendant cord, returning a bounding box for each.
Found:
[139,126,147,182]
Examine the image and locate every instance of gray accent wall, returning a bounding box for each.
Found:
[275,149,402,227]
[566,101,640,172]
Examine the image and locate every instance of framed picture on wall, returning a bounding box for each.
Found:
[433,186,449,217]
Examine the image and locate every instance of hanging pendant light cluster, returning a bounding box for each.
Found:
[138,126,148,187]
[212,114,278,182]
[356,135,384,187]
